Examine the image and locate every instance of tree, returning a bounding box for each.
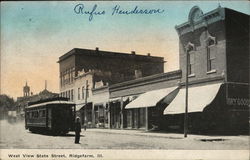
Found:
[0,94,15,115]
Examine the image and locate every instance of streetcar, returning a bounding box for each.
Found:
[25,97,76,135]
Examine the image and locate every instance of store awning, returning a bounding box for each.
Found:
[125,87,178,109]
[163,83,222,115]
[109,97,121,103]
[75,104,85,111]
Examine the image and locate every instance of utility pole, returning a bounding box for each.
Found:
[184,47,189,138]
[84,80,89,130]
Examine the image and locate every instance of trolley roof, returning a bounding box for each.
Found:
[26,100,75,109]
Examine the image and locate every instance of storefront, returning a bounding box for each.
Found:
[76,103,93,128]
[163,82,249,134]
[125,87,179,130]
[94,103,109,128]
[109,98,122,129]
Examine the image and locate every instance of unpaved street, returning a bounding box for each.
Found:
[0,120,248,149]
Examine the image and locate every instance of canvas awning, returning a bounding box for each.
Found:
[109,97,121,102]
[125,87,178,109]
[75,104,85,111]
[163,83,222,115]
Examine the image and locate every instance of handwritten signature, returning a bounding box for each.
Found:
[74,4,165,21]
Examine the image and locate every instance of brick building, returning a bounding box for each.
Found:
[97,6,249,133]
[58,48,165,126]
[163,6,249,133]
[58,6,249,133]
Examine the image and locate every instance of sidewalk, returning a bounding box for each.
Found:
[84,128,248,142]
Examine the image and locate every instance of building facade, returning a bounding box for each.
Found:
[163,6,249,133]
[58,48,165,127]
[58,6,249,134]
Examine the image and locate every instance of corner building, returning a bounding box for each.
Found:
[163,6,249,133]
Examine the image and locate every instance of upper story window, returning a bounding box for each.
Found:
[78,88,80,100]
[69,90,71,100]
[86,80,89,98]
[69,68,71,84]
[185,42,195,76]
[71,68,74,83]
[71,89,74,101]
[86,87,89,98]
[82,86,85,99]
[206,36,216,72]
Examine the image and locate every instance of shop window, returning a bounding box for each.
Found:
[69,90,71,100]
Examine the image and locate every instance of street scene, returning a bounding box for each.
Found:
[0,2,249,160]
[0,119,248,149]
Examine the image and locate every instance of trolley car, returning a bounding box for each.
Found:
[25,97,76,135]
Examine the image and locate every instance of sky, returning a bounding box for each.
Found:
[1,1,249,99]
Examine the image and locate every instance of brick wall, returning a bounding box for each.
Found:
[225,9,249,83]
[179,21,227,83]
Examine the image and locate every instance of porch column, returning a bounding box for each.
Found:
[108,102,111,129]
[92,103,95,128]
[103,102,106,128]
[120,97,124,129]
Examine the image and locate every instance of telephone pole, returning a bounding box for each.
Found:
[184,47,189,138]
[84,80,89,130]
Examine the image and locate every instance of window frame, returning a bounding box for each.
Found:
[206,38,216,72]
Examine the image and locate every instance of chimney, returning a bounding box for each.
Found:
[95,47,99,52]
[147,53,151,56]
[131,51,136,55]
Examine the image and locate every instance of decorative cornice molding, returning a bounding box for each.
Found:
[110,70,182,92]
[176,6,225,36]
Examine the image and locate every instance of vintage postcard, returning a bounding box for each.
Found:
[0,1,249,160]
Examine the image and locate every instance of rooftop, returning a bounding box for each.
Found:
[58,48,164,63]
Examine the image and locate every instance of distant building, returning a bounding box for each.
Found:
[58,48,165,126]
[16,81,58,119]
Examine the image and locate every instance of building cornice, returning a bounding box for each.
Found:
[175,6,225,36]
[58,48,164,63]
[179,76,224,86]
[92,85,109,94]
[110,70,182,92]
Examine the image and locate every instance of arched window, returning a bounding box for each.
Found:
[185,42,195,75]
[206,36,216,72]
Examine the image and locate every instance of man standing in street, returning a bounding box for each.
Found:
[75,117,81,144]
